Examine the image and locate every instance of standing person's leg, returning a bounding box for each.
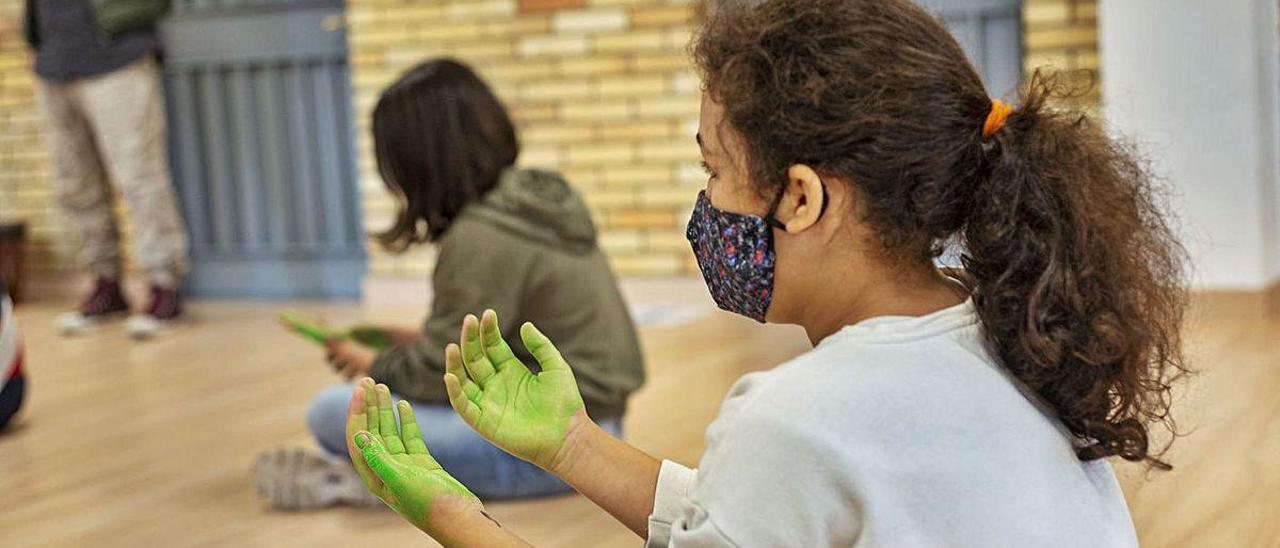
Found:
[37,79,131,333]
[76,57,189,336]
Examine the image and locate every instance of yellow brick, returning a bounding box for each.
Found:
[594,30,666,53]
[1023,2,1069,26]
[1075,1,1097,21]
[519,79,595,101]
[1075,51,1099,71]
[601,164,673,186]
[599,121,673,140]
[519,35,590,56]
[600,229,645,253]
[418,22,490,41]
[484,18,551,35]
[519,145,564,168]
[608,253,682,276]
[566,143,636,164]
[607,210,677,228]
[451,41,515,61]
[664,26,693,50]
[585,188,639,209]
[509,102,559,123]
[636,95,700,117]
[630,52,692,72]
[1025,27,1096,50]
[1024,51,1071,71]
[523,125,597,143]
[559,57,629,76]
[639,187,694,208]
[587,0,653,6]
[645,230,693,252]
[481,61,558,83]
[560,166,602,187]
[447,0,516,20]
[631,5,691,27]
[561,100,633,121]
[554,8,629,33]
[639,141,700,162]
[670,71,699,93]
[596,75,667,97]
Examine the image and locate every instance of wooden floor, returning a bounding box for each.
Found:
[0,298,1275,547]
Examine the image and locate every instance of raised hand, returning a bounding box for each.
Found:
[444,310,588,473]
[345,378,481,535]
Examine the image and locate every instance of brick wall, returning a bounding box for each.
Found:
[0,0,77,280]
[349,0,704,279]
[0,0,1104,288]
[353,0,1105,281]
[1023,0,1100,110]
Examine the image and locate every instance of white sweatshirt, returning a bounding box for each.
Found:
[646,300,1138,547]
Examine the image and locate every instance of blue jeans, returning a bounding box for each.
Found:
[307,383,621,500]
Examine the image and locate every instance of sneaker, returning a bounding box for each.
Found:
[125,284,182,340]
[54,277,130,336]
[252,447,382,510]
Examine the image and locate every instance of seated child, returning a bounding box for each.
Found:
[253,58,646,509]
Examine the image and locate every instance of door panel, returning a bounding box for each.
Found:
[161,0,364,298]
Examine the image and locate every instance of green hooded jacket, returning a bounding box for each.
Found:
[24,0,170,48]
[369,168,646,420]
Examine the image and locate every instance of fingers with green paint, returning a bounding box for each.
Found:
[444,309,587,473]
[345,378,480,536]
[279,311,342,345]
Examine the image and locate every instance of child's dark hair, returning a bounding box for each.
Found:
[695,0,1189,468]
[373,58,519,250]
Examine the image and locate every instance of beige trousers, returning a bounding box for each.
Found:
[37,57,189,284]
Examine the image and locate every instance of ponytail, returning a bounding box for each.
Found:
[962,71,1189,468]
[693,0,1189,468]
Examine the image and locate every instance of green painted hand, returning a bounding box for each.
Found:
[346,379,481,535]
[444,310,587,472]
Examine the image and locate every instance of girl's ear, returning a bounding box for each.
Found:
[776,164,826,233]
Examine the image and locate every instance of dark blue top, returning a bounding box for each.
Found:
[33,0,158,83]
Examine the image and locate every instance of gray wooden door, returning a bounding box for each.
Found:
[160,0,364,299]
[919,0,1024,98]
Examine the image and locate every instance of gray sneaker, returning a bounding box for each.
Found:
[252,448,382,510]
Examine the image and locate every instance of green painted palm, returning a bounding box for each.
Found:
[345,379,480,533]
[444,310,586,471]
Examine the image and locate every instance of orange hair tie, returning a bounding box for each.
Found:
[982,99,1013,138]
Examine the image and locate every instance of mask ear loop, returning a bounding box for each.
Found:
[764,182,829,230]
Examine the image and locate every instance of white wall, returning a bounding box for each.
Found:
[1100,0,1280,290]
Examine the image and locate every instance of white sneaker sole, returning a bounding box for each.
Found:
[55,311,124,336]
[125,314,168,340]
[252,448,381,511]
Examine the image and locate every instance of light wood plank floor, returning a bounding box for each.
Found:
[0,299,1275,547]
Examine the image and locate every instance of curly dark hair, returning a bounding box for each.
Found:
[694,0,1189,468]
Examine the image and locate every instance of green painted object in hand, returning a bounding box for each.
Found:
[346,380,480,533]
[279,311,392,350]
[445,310,586,471]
